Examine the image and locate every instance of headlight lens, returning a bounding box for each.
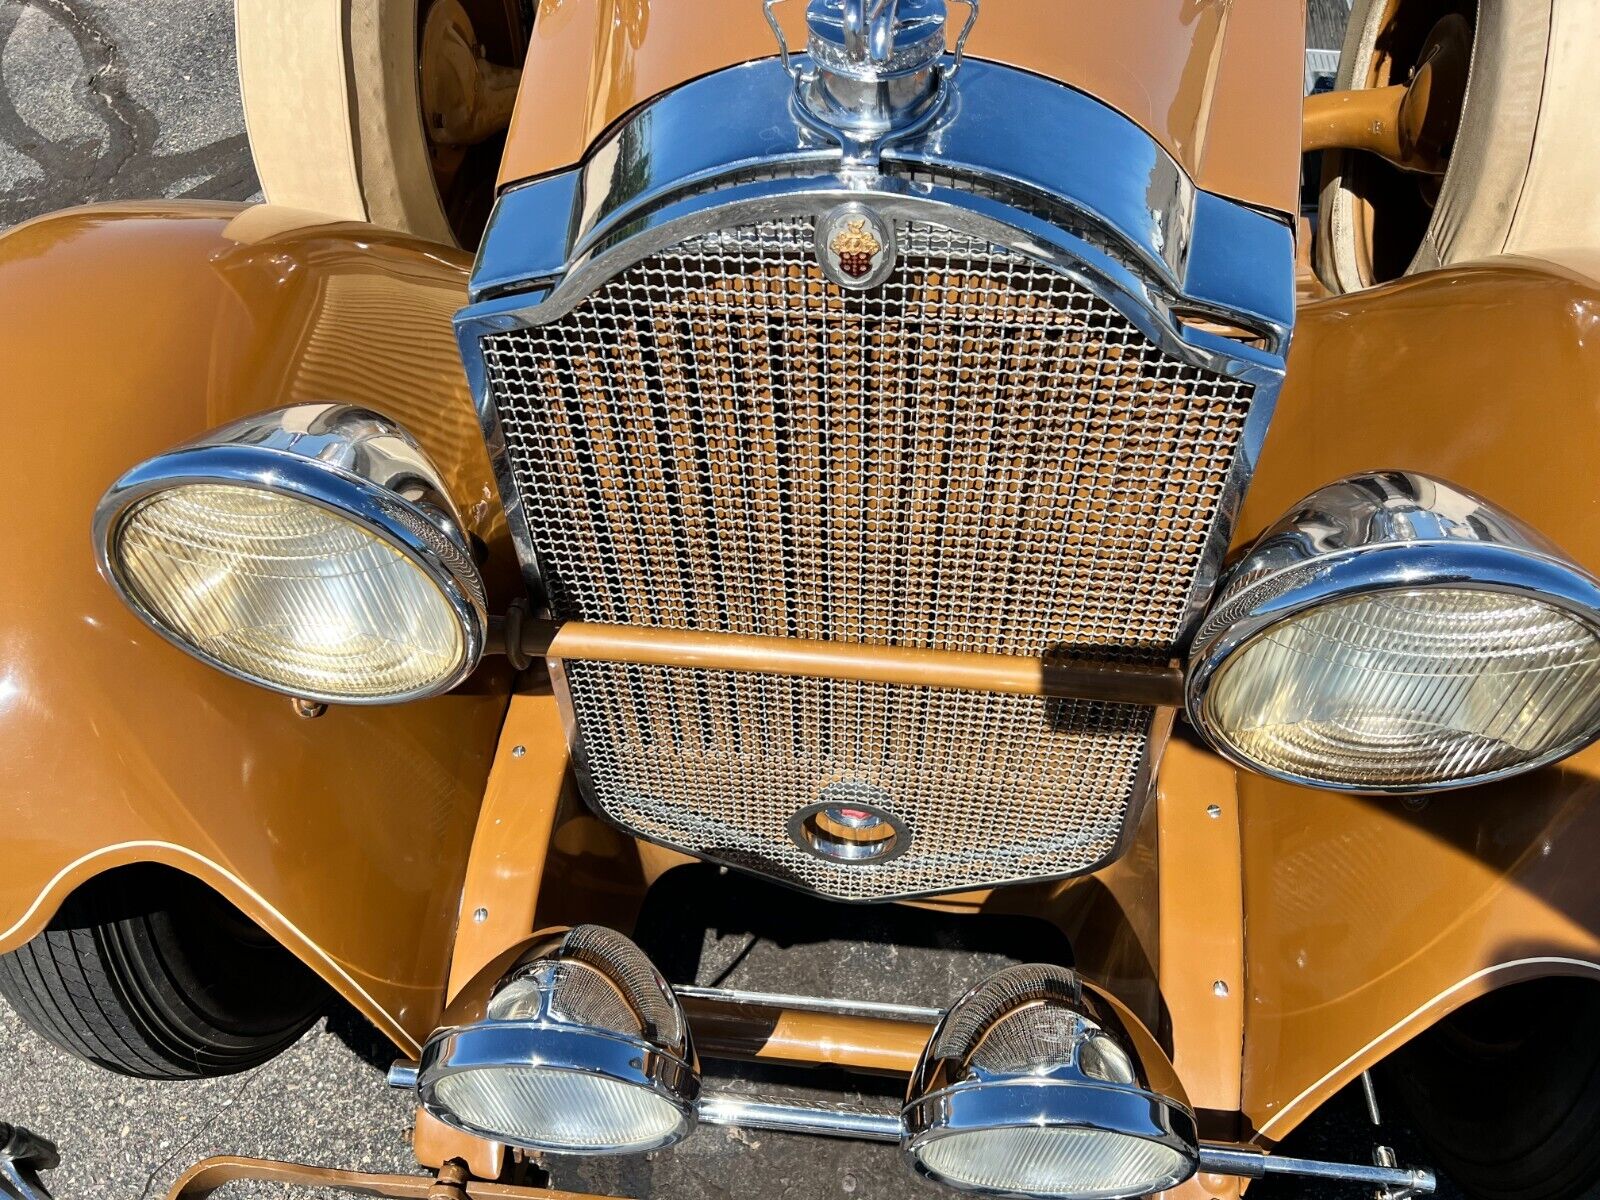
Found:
[1204,587,1600,789]
[95,405,487,704]
[116,484,467,701]
[1188,472,1600,791]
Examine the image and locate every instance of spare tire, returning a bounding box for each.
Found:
[1317,0,1600,293]
[235,0,527,249]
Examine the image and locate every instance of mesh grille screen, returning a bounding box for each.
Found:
[482,216,1253,899]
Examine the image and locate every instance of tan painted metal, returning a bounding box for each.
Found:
[523,620,1183,707]
[444,689,573,1005]
[1156,738,1245,1132]
[499,0,1304,216]
[680,995,931,1075]
[1302,17,1465,175]
[165,1155,602,1199]
[0,203,516,1053]
[1302,86,1410,161]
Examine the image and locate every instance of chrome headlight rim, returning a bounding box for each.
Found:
[1186,539,1600,795]
[93,427,488,706]
[417,1019,700,1155]
[904,1078,1200,1200]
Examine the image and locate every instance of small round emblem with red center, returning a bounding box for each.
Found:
[816,202,896,291]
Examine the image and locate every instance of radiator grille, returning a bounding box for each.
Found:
[482,215,1254,899]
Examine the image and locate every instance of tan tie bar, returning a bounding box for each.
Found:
[495,612,1184,708]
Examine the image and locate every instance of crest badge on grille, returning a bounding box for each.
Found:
[816,203,896,290]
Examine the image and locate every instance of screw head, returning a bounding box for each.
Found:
[472,907,489,924]
[1206,804,1222,819]
[1212,980,1230,997]
[511,745,526,758]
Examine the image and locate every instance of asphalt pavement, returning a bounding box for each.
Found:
[0,3,1410,1199]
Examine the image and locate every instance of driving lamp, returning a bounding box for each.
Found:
[93,404,487,704]
[1188,472,1600,792]
[903,964,1199,1199]
[416,926,699,1154]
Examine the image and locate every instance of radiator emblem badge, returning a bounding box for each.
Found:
[817,203,896,290]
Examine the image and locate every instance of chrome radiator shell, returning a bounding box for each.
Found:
[458,59,1292,901]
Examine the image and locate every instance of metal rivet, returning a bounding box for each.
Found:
[1212,980,1230,997]
[511,745,526,758]
[292,698,327,719]
[1205,804,1222,819]
[472,907,489,924]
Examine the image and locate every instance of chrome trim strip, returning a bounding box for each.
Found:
[1198,1148,1435,1195]
[691,1095,1435,1190]
[673,986,943,1023]
[696,1094,903,1142]
[474,59,1294,343]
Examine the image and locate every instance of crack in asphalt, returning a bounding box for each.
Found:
[0,0,256,227]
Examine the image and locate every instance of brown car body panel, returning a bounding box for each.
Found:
[499,0,1304,217]
[0,203,517,1053]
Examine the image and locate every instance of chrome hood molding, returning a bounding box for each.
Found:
[467,57,1295,358]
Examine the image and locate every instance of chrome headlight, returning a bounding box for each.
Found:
[903,965,1198,1200]
[93,404,487,704]
[417,926,699,1154]
[1188,472,1600,792]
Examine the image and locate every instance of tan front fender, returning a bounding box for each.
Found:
[1233,254,1600,1141]
[0,202,516,1054]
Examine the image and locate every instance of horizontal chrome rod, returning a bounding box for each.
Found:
[388,1070,1435,1191]
[674,985,944,1023]
[1198,1146,1436,1194]
[696,1095,902,1142]
[490,613,1184,707]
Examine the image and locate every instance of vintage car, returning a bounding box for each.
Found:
[5,0,1600,1197]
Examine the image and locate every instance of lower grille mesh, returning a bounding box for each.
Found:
[563,661,1154,900]
[482,214,1255,899]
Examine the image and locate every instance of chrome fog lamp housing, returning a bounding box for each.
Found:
[417,926,699,1155]
[903,965,1199,1200]
[1187,471,1600,792]
[93,404,487,704]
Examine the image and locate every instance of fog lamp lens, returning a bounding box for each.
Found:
[1205,588,1600,789]
[428,1066,687,1152]
[905,965,1198,1200]
[916,1127,1193,1199]
[117,485,465,701]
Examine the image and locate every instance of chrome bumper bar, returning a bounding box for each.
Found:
[388,1065,1435,1193]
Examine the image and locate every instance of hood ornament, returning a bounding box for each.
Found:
[764,0,979,157]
